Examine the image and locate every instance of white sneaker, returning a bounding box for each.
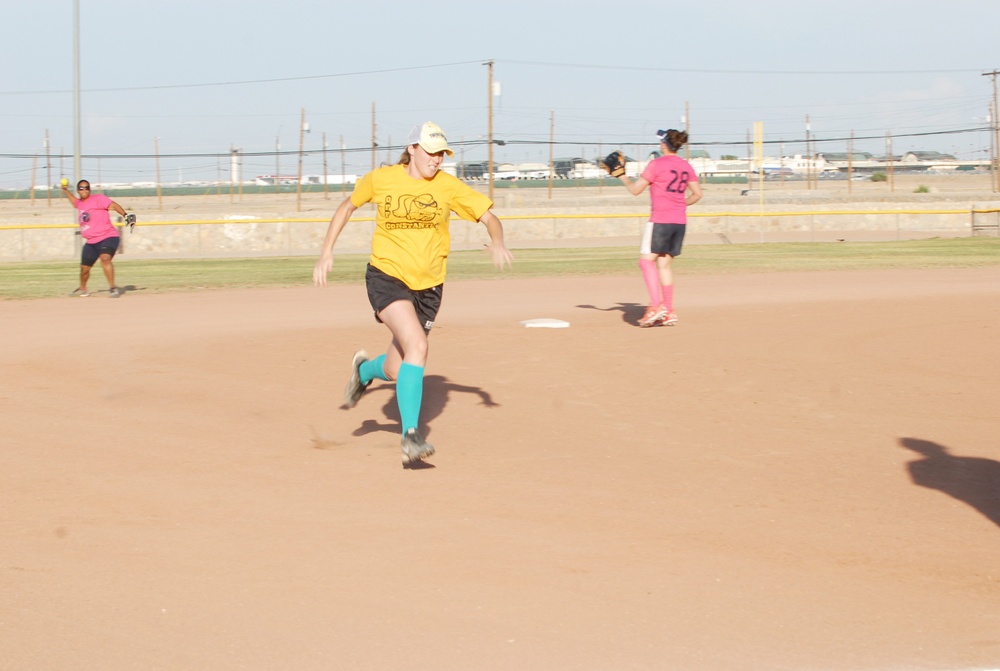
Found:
[343,350,370,408]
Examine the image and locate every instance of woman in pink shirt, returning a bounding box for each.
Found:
[60,179,128,298]
[611,129,703,327]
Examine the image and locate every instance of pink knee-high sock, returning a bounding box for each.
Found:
[661,284,674,311]
[639,259,661,306]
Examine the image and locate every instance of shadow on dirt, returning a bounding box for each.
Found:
[899,437,1000,529]
[575,302,647,325]
[349,374,499,440]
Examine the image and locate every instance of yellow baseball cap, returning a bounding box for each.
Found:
[407,121,453,156]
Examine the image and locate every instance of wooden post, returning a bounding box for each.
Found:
[886,131,895,193]
[322,132,329,200]
[45,130,52,207]
[229,144,234,203]
[684,101,690,161]
[805,115,812,190]
[340,135,346,194]
[30,154,37,205]
[548,110,554,199]
[154,137,163,211]
[598,141,603,194]
[746,129,752,190]
[780,142,786,186]
[848,129,854,194]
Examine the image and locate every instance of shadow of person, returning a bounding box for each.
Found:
[899,437,1000,529]
[351,374,499,440]
[576,302,646,325]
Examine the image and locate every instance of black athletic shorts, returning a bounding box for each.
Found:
[81,236,120,267]
[640,222,686,257]
[365,263,443,334]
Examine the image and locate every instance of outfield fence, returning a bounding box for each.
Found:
[2,206,999,262]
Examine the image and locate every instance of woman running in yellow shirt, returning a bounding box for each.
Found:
[313,122,514,466]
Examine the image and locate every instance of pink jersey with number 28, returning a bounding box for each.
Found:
[641,154,699,224]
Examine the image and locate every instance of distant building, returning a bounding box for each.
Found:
[553,158,593,179]
[648,148,712,160]
[901,150,957,163]
[454,162,488,180]
[818,152,876,166]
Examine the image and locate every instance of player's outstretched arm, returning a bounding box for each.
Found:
[601,150,649,196]
[479,210,514,270]
[59,183,78,207]
[619,174,650,196]
[313,198,358,287]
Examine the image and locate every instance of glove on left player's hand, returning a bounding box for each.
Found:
[125,214,136,232]
[601,151,626,178]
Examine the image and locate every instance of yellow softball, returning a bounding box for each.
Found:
[60,178,69,187]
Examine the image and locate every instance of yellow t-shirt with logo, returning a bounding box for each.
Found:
[351,164,493,290]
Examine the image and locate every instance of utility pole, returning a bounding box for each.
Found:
[340,135,346,194]
[990,104,996,192]
[598,141,603,194]
[485,60,495,200]
[745,128,752,189]
[45,130,52,206]
[322,132,329,200]
[154,137,162,211]
[73,0,81,184]
[983,70,1000,192]
[684,101,690,161]
[30,154,37,205]
[548,110,554,199]
[371,102,377,173]
[296,107,306,212]
[275,131,281,195]
[229,144,235,203]
[885,131,895,193]
[847,129,854,194]
[780,142,786,186]
[805,115,812,190]
[237,147,244,201]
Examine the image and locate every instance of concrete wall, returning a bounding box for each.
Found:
[1,194,996,262]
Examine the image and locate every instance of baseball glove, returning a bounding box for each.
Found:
[601,151,626,178]
[125,214,137,232]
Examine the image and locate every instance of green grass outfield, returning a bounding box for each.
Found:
[1,238,999,300]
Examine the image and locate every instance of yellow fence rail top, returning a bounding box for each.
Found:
[2,207,999,231]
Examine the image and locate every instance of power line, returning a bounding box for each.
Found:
[1,59,987,97]
[0,125,989,161]
[0,61,484,96]
[499,60,984,76]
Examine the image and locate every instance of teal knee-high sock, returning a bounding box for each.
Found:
[396,362,424,434]
[359,354,389,384]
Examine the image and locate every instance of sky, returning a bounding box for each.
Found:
[2,0,1000,188]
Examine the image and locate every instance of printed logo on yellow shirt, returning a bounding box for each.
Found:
[384,193,441,229]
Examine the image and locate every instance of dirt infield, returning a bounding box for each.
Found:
[3,268,1000,670]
